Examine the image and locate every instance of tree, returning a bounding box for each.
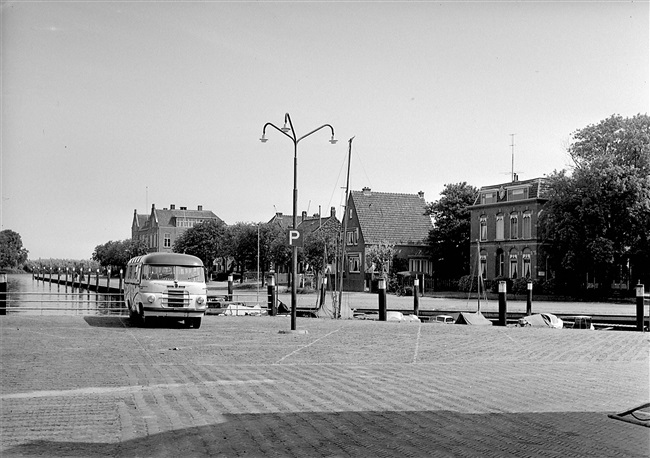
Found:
[365,241,395,279]
[92,239,147,272]
[173,220,228,272]
[540,114,650,291]
[259,222,291,281]
[425,182,478,280]
[225,223,259,282]
[0,229,29,268]
[302,222,340,283]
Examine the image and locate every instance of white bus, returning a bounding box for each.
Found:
[124,253,207,328]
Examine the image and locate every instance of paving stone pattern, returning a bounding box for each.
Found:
[1,316,649,457]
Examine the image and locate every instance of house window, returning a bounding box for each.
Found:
[522,251,532,278]
[496,214,504,240]
[480,253,487,279]
[509,251,518,279]
[348,254,361,273]
[346,229,358,245]
[510,213,518,240]
[522,212,532,239]
[481,192,496,205]
[507,187,527,201]
[164,233,171,248]
[409,259,432,275]
[496,249,505,277]
[479,216,487,241]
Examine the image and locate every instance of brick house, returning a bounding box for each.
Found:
[469,177,550,281]
[343,188,433,292]
[267,207,340,282]
[131,204,224,254]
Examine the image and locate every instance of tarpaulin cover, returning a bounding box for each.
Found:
[455,312,493,326]
[518,313,563,328]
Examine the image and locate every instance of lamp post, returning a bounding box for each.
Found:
[261,113,337,331]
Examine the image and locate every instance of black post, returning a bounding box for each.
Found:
[636,283,645,332]
[106,268,111,293]
[413,278,420,317]
[95,269,100,291]
[119,269,123,293]
[378,278,387,321]
[0,271,7,315]
[227,275,233,302]
[498,280,507,326]
[319,276,327,308]
[268,275,277,316]
[526,280,533,316]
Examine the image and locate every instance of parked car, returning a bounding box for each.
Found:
[433,315,455,324]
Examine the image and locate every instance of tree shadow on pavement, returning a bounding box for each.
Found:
[4,410,648,457]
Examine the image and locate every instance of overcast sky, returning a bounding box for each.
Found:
[1,1,648,260]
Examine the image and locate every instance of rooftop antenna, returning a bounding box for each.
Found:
[510,134,515,182]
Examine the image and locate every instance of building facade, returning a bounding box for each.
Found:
[131,204,223,253]
[469,177,550,281]
[343,188,433,292]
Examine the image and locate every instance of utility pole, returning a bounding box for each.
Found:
[338,136,354,318]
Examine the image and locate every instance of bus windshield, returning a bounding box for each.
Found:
[141,265,205,283]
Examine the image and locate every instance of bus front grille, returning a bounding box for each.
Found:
[164,288,189,307]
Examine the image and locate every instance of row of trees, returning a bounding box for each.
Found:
[426,114,650,294]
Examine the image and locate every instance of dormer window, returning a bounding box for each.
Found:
[481,192,496,205]
[507,187,528,201]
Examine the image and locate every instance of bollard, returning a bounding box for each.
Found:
[498,281,507,326]
[95,269,100,291]
[267,275,277,316]
[319,276,328,307]
[0,271,7,315]
[378,278,387,321]
[66,267,70,288]
[227,275,234,302]
[526,280,533,316]
[57,268,61,285]
[413,278,420,316]
[107,268,111,292]
[87,268,91,289]
[119,269,123,293]
[49,268,52,283]
[636,283,645,332]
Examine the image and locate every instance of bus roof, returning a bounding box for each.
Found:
[128,253,204,267]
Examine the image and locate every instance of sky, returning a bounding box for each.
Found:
[1,1,648,261]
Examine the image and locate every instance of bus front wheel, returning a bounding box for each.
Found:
[186,317,202,329]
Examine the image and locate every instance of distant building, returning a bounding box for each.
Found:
[469,176,550,281]
[131,204,224,253]
[267,207,340,280]
[343,188,433,292]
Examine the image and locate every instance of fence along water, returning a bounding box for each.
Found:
[4,272,125,315]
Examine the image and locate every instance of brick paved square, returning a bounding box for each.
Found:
[1,316,648,457]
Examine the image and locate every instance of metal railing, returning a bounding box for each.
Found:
[2,291,128,315]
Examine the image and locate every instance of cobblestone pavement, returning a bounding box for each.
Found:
[1,316,649,457]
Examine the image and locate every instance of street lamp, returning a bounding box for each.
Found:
[260,113,337,331]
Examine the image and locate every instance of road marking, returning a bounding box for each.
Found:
[1,379,276,400]
[274,328,341,364]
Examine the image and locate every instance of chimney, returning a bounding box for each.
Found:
[330,206,336,217]
[301,211,307,222]
[276,212,283,218]
[197,205,203,211]
[170,204,175,210]
[180,206,187,210]
[513,173,519,182]
[362,187,372,196]
[418,191,425,199]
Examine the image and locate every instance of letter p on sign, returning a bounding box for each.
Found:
[287,229,303,247]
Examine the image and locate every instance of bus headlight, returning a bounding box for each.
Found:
[196,296,205,305]
[147,295,156,303]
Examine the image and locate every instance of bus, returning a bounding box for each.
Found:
[124,253,207,328]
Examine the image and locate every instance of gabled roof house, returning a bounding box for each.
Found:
[343,188,433,291]
[132,204,223,253]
